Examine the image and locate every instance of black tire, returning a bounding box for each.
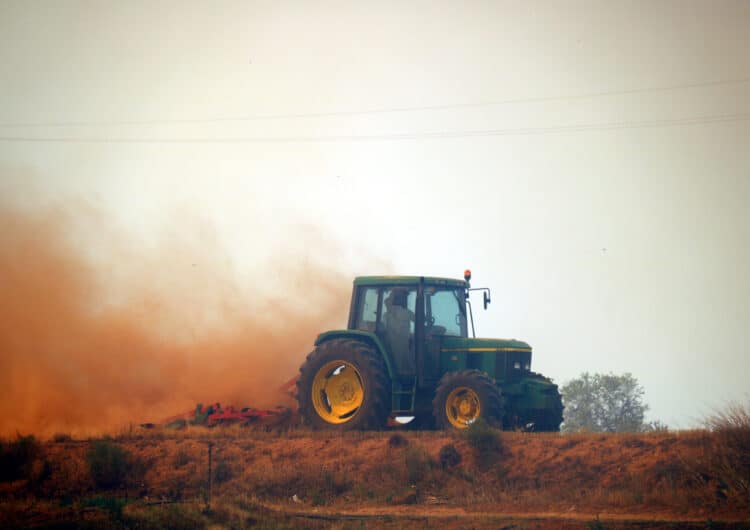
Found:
[296,338,391,431]
[432,370,504,430]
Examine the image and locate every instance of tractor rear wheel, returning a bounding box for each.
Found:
[297,339,390,430]
[432,370,503,430]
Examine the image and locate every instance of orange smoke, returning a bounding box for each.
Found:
[0,201,353,436]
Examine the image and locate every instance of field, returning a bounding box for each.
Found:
[1,420,749,530]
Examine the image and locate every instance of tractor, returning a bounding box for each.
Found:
[296,271,563,431]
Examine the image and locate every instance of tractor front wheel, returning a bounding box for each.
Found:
[433,370,503,430]
[297,339,390,430]
[523,372,564,432]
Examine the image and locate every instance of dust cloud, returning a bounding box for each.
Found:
[0,200,354,437]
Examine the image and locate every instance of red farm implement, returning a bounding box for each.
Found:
[144,376,299,430]
[154,403,293,430]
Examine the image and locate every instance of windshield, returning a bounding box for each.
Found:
[425,287,467,337]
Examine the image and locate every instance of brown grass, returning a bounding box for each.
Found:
[2,424,749,528]
[681,401,750,511]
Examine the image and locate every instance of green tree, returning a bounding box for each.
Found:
[560,372,650,432]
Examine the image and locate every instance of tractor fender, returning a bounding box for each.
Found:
[314,330,395,379]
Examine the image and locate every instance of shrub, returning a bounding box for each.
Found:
[701,401,750,504]
[244,462,351,506]
[214,460,233,484]
[321,470,350,496]
[388,433,409,448]
[81,495,128,520]
[87,440,131,489]
[438,444,461,469]
[0,434,40,482]
[173,449,191,468]
[586,517,609,530]
[464,418,504,469]
[404,445,435,485]
[128,504,206,530]
[465,419,503,453]
[705,400,750,451]
[305,470,353,505]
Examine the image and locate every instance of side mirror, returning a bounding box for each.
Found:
[483,291,490,310]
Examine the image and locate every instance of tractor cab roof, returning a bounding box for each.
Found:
[353,276,467,288]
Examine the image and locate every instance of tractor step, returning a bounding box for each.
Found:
[391,378,417,413]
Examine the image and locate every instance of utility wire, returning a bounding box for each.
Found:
[0,112,747,144]
[0,76,749,128]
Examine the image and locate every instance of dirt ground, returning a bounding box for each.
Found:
[1,426,749,529]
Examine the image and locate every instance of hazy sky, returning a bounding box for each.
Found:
[1,1,749,428]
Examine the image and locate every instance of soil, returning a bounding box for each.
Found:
[1,427,748,529]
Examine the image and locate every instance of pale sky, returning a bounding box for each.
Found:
[1,1,749,428]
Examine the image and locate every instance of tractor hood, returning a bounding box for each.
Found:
[439,337,534,385]
[440,337,532,353]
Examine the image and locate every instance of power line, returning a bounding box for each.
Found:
[0,112,747,144]
[0,77,749,129]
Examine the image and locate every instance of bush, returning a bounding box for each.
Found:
[586,517,609,530]
[702,401,750,503]
[438,444,461,469]
[403,446,435,485]
[705,401,750,442]
[213,460,233,484]
[246,463,352,506]
[465,419,503,454]
[307,470,352,505]
[81,495,128,520]
[173,449,191,468]
[127,504,206,530]
[464,418,504,469]
[388,433,408,448]
[0,434,40,482]
[87,440,131,490]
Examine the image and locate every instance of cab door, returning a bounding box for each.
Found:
[418,284,469,387]
[377,286,418,376]
[351,285,418,377]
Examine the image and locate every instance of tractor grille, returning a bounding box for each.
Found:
[496,350,531,383]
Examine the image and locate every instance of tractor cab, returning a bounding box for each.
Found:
[348,276,468,381]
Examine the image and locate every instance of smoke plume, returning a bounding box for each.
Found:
[0,200,354,436]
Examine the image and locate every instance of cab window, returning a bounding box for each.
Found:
[355,287,379,332]
[425,288,467,337]
[380,288,417,335]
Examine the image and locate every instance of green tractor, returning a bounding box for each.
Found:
[296,271,563,431]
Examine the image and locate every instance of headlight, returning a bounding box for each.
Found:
[514,362,521,369]
[524,363,530,370]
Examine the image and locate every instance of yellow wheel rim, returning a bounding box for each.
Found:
[445,386,481,428]
[311,360,365,424]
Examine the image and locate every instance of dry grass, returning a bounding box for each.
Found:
[3,411,750,527]
[682,401,750,511]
